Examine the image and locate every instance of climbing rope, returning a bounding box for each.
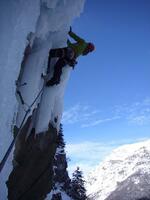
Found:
[0,85,45,173]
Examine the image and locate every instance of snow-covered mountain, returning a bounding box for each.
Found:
[86,140,150,200]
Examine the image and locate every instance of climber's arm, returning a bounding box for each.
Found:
[68,31,85,43]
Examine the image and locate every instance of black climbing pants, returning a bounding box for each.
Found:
[48,47,76,84]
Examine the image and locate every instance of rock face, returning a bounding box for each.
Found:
[53,153,71,191]
[51,153,71,200]
[50,125,72,200]
[86,140,150,200]
[0,1,85,199]
[7,117,57,200]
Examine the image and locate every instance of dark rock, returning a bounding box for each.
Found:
[51,124,72,199]
[7,115,57,200]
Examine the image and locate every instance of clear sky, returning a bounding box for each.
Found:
[63,0,150,174]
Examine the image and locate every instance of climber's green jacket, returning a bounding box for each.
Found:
[67,31,88,58]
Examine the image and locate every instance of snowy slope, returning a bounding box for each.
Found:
[106,171,150,200]
[0,0,85,199]
[86,140,150,200]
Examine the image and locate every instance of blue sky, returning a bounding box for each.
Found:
[63,0,150,174]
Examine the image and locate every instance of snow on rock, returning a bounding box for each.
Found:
[46,125,72,200]
[0,0,40,160]
[86,140,150,200]
[0,0,85,199]
[0,0,40,197]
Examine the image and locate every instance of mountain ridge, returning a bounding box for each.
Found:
[86,140,150,200]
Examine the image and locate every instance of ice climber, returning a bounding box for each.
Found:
[46,27,95,86]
